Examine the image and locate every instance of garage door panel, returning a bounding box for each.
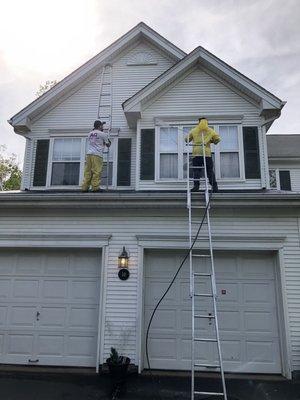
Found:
[36,335,65,356]
[0,279,10,298]
[0,306,7,325]
[243,282,275,304]
[7,334,34,355]
[69,306,98,329]
[218,311,241,331]
[45,254,69,275]
[10,306,37,327]
[39,306,67,328]
[13,279,39,298]
[16,254,43,275]
[244,311,275,333]
[71,280,99,301]
[67,335,96,357]
[43,280,68,299]
[144,250,281,373]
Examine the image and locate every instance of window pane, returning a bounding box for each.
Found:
[183,154,193,179]
[269,169,277,189]
[53,138,81,161]
[219,126,238,151]
[102,162,113,186]
[160,127,178,152]
[51,162,80,185]
[220,152,239,178]
[160,154,178,178]
[183,126,193,154]
[279,170,291,191]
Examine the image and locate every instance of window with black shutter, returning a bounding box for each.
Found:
[33,140,49,186]
[117,138,131,186]
[140,129,155,180]
[243,127,261,179]
[279,170,291,191]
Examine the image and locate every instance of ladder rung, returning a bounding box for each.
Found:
[193,272,212,277]
[194,338,217,342]
[191,220,208,224]
[194,363,220,368]
[190,206,206,209]
[194,314,215,319]
[192,254,211,258]
[194,293,213,297]
[189,166,205,169]
[194,391,224,396]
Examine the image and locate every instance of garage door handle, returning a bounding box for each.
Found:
[36,311,40,321]
[28,359,39,363]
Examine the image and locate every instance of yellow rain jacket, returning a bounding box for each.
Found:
[186,119,220,157]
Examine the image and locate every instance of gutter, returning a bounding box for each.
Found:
[0,192,300,209]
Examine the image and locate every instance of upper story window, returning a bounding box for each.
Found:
[269,169,291,191]
[156,124,244,182]
[51,138,81,185]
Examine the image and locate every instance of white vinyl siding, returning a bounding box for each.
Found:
[140,67,265,190]
[25,41,176,190]
[0,205,299,374]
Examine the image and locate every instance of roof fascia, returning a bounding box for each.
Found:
[9,22,185,130]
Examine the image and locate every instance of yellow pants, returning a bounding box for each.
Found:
[81,155,103,191]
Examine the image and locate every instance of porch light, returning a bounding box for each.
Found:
[118,246,129,268]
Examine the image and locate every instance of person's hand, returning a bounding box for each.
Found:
[106,139,111,147]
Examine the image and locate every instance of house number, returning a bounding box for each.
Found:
[118,268,130,280]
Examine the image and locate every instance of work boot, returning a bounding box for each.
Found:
[212,185,219,193]
[191,185,199,192]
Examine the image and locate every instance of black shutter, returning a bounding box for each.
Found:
[140,129,155,180]
[33,140,49,186]
[279,170,291,191]
[243,127,261,179]
[117,138,131,186]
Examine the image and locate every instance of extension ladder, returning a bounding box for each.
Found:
[187,135,227,400]
[98,64,113,190]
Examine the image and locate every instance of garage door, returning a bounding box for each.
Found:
[0,248,101,367]
[144,250,281,373]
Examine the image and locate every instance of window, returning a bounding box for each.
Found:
[218,126,240,178]
[102,140,115,186]
[51,138,81,185]
[269,169,291,191]
[156,124,243,181]
[159,127,178,179]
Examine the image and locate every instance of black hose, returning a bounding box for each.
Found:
[145,190,213,400]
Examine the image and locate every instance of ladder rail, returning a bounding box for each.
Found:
[187,130,227,400]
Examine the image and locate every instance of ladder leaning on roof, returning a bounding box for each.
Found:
[186,133,228,400]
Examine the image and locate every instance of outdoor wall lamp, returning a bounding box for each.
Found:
[118,246,129,269]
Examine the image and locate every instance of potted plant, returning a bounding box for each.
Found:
[106,347,130,399]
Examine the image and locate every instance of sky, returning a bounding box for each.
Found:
[0,0,299,165]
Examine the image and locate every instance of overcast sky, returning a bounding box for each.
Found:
[1,0,299,164]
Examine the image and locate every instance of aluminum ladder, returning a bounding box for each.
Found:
[98,64,113,190]
[187,135,227,400]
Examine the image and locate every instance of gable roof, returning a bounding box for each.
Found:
[9,22,186,134]
[123,46,285,128]
[267,134,300,158]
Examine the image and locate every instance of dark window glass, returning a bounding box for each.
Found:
[279,170,291,191]
[51,163,80,185]
[102,162,113,186]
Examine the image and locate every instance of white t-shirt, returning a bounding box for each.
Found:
[86,129,109,157]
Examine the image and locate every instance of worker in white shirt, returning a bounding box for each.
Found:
[81,120,111,192]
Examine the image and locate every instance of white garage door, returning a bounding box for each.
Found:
[144,250,282,373]
[0,248,101,367]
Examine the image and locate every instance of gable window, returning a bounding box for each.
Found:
[51,138,81,185]
[269,169,291,191]
[156,124,244,181]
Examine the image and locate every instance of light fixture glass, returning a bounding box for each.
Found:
[118,246,129,268]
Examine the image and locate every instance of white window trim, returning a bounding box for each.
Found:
[155,123,245,183]
[44,137,118,189]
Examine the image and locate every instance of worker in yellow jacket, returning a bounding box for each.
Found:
[185,117,220,192]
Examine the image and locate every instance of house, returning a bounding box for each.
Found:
[2,22,300,379]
